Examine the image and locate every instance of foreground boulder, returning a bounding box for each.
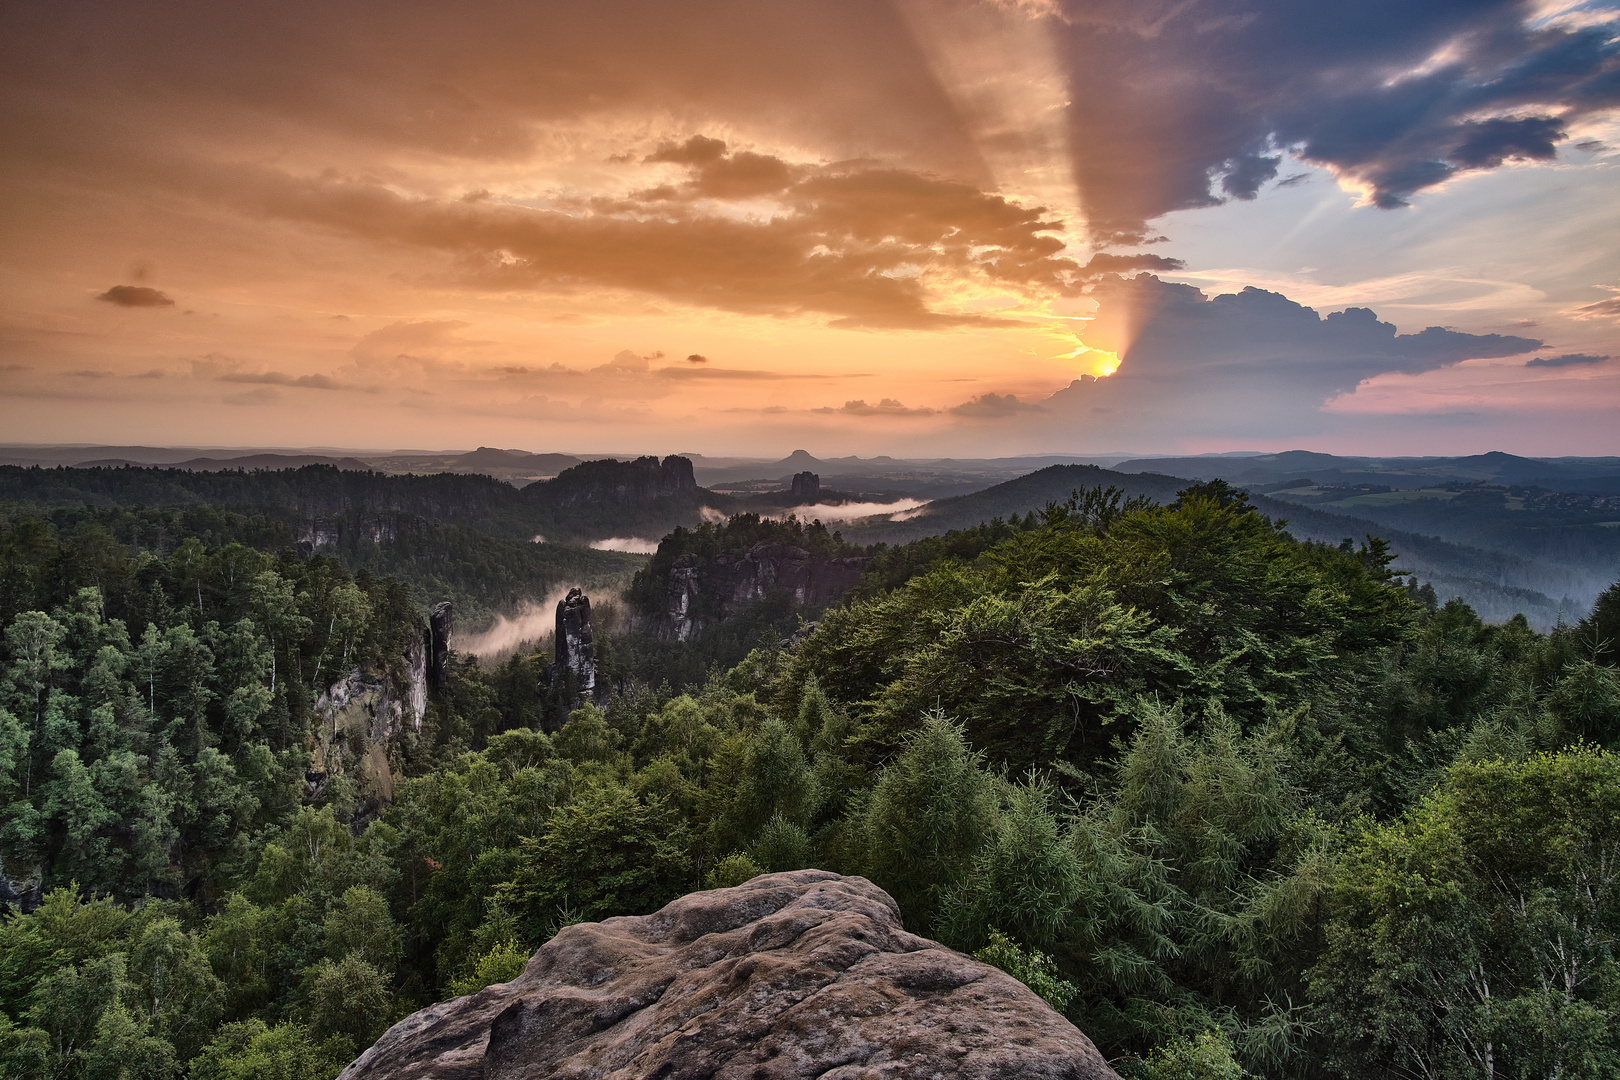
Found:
[340,870,1118,1080]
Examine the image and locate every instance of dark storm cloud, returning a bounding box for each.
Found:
[1032,274,1543,439]
[1056,0,1620,240]
[10,1,1613,291]
[97,285,175,307]
[1526,352,1609,367]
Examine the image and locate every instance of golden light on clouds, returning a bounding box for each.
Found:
[0,0,1615,455]
[1054,343,1121,378]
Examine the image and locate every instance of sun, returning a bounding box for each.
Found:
[1054,343,1121,378]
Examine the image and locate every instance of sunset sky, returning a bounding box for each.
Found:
[2,0,1617,458]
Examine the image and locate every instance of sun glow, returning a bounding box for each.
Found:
[1055,343,1120,377]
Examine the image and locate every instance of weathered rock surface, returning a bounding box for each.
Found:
[310,603,441,807]
[429,601,455,690]
[312,668,404,805]
[0,851,40,914]
[339,870,1118,1080]
[555,587,597,698]
[405,628,428,730]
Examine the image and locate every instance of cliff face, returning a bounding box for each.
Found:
[667,541,866,640]
[312,668,404,806]
[338,871,1119,1080]
[310,603,438,812]
[429,601,454,690]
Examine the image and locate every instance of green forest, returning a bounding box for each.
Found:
[3,481,1619,1079]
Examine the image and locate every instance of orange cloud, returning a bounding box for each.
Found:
[216,147,1077,330]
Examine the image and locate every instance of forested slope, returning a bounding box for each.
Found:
[841,464,1581,625]
[0,477,644,628]
[1,488,1618,1079]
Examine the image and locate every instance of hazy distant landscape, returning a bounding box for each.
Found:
[6,443,1614,629]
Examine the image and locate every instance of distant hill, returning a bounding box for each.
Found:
[693,449,1119,493]
[0,464,586,622]
[0,455,743,545]
[1245,494,1588,626]
[841,465,1189,544]
[521,456,738,543]
[73,453,376,471]
[1115,450,1620,494]
[840,464,1589,626]
[450,447,582,475]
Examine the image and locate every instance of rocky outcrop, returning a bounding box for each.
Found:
[530,455,698,508]
[0,852,40,914]
[429,601,455,690]
[294,514,396,554]
[667,543,866,641]
[339,870,1118,1080]
[313,668,404,805]
[789,471,821,504]
[405,630,428,730]
[554,588,597,697]
[295,517,340,552]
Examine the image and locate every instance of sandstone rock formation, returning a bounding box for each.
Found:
[339,870,1118,1080]
[429,601,455,690]
[666,543,866,641]
[295,516,340,552]
[0,852,40,914]
[532,455,699,508]
[405,629,428,730]
[309,604,437,809]
[789,470,821,504]
[554,588,597,698]
[293,513,397,553]
[312,668,404,806]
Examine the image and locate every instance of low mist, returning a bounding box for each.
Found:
[764,499,929,524]
[590,537,661,554]
[458,585,576,658]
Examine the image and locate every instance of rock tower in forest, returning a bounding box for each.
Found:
[554,588,596,697]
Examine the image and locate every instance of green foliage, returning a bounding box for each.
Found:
[7,475,1620,1080]
[1131,1031,1249,1080]
[495,784,693,938]
[703,852,765,891]
[1310,748,1620,1078]
[188,1020,348,1080]
[974,929,1078,1012]
[302,954,392,1047]
[855,712,996,936]
[445,941,530,999]
[785,491,1413,771]
[1584,579,1620,665]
